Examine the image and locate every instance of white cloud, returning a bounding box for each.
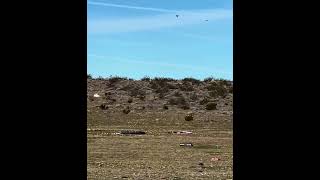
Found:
[88,8,232,34]
[88,1,178,13]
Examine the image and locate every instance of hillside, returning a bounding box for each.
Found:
[87,77,233,115]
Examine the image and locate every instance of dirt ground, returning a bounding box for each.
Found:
[87,78,233,180]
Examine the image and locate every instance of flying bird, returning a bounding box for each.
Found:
[176,15,179,18]
[205,20,208,21]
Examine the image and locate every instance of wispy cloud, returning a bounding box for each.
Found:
[88,9,232,34]
[88,1,178,13]
[88,54,232,75]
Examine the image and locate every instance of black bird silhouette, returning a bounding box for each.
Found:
[205,20,208,21]
[176,15,179,18]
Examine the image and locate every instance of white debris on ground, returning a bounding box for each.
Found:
[176,131,193,135]
[93,93,100,97]
[179,143,193,147]
[210,157,220,161]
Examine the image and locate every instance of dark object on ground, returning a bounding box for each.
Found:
[163,105,169,110]
[180,143,193,147]
[123,107,130,114]
[198,162,204,166]
[200,98,210,105]
[127,98,133,103]
[180,104,190,110]
[99,104,108,110]
[185,112,194,121]
[120,130,146,135]
[206,102,217,110]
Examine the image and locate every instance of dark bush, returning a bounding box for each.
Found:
[168,96,187,105]
[108,76,128,84]
[141,76,151,81]
[189,93,198,101]
[129,87,146,98]
[203,77,214,82]
[173,91,183,97]
[182,77,201,85]
[179,104,190,110]
[200,97,210,105]
[97,76,104,80]
[122,107,130,114]
[178,82,194,91]
[87,74,92,79]
[207,82,228,98]
[206,102,217,110]
[229,87,233,94]
[153,77,175,82]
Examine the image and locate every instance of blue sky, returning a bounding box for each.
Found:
[88,0,233,80]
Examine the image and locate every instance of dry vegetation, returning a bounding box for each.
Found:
[87,76,233,180]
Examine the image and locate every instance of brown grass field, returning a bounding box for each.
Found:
[87,78,233,180]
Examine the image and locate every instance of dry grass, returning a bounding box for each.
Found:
[87,110,232,180]
[87,77,233,179]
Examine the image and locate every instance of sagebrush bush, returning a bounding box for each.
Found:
[97,76,104,80]
[182,77,201,85]
[141,76,151,81]
[129,87,146,98]
[189,92,198,101]
[200,97,210,105]
[108,76,128,84]
[168,96,187,105]
[207,82,228,98]
[204,77,214,82]
[178,82,194,91]
[206,102,217,110]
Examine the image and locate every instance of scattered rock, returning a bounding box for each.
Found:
[206,102,217,110]
[163,105,169,110]
[127,98,133,103]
